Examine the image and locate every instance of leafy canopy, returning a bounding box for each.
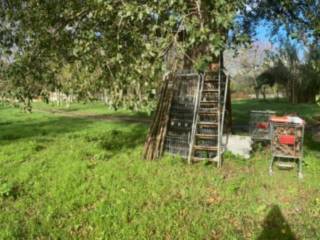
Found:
[0,0,319,108]
[0,0,247,108]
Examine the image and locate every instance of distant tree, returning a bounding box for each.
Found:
[225,42,273,99]
[298,44,320,103]
[243,0,320,102]
[256,59,291,100]
[238,45,269,99]
[256,42,320,103]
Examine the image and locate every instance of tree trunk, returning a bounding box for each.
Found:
[262,86,266,100]
[255,88,260,99]
[298,91,316,103]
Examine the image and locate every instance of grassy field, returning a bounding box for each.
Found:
[232,99,320,125]
[0,99,320,239]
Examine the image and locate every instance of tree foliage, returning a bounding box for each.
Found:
[0,0,247,110]
[256,42,320,103]
[243,0,320,43]
[0,0,319,109]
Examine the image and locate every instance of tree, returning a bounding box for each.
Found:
[256,42,320,103]
[1,1,319,109]
[238,43,270,99]
[277,40,300,103]
[256,59,291,100]
[298,44,320,103]
[242,0,320,101]
[243,0,320,44]
[0,0,248,111]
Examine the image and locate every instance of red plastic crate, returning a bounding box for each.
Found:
[279,135,296,145]
[256,122,269,129]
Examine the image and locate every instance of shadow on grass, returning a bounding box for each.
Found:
[304,134,320,152]
[257,205,297,240]
[86,124,147,156]
[87,114,150,124]
[34,108,151,124]
[0,117,93,144]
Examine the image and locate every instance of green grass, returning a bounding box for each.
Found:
[0,100,320,239]
[232,98,320,125]
[33,101,151,118]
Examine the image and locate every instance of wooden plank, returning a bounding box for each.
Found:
[276,161,295,169]
[204,79,219,82]
[200,101,219,104]
[193,145,218,151]
[198,112,218,115]
[192,157,219,162]
[197,122,218,127]
[202,89,219,93]
[195,134,218,139]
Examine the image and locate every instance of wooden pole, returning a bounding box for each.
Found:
[143,73,175,160]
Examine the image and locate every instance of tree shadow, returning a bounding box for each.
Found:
[304,133,320,152]
[86,124,147,157]
[86,114,150,124]
[257,205,297,240]
[0,117,93,144]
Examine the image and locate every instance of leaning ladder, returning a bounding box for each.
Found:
[187,74,204,164]
[218,70,230,166]
[187,67,229,166]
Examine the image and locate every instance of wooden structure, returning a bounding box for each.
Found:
[144,63,231,167]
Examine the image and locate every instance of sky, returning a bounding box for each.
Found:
[224,20,308,76]
[253,21,306,61]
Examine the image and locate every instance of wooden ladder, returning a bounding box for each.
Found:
[188,68,229,167]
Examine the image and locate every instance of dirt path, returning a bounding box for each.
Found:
[34,109,152,124]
